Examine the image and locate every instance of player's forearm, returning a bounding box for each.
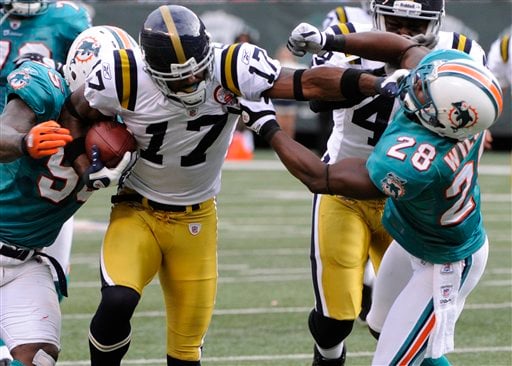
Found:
[267,67,381,102]
[268,131,385,199]
[0,98,36,162]
[268,130,330,194]
[328,31,428,69]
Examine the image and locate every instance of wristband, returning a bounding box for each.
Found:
[63,136,85,164]
[293,69,306,101]
[324,34,345,52]
[260,120,281,142]
[20,135,29,156]
[340,68,367,100]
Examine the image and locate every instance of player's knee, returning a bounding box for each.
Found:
[308,309,354,348]
[90,285,140,341]
[96,285,140,320]
[167,355,200,365]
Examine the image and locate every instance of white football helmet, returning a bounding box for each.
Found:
[63,25,138,92]
[400,58,503,141]
[0,0,51,17]
[371,0,445,35]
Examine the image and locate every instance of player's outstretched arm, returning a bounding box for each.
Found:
[239,98,384,199]
[288,22,428,69]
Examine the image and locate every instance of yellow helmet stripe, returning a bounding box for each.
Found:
[159,5,186,63]
[335,6,348,24]
[500,34,510,63]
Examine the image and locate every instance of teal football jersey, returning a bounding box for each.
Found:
[366,50,486,264]
[0,61,91,249]
[0,2,91,110]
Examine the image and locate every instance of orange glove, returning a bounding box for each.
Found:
[23,121,73,159]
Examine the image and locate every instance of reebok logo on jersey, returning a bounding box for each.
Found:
[102,62,113,80]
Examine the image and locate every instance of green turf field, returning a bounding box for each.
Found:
[59,150,511,366]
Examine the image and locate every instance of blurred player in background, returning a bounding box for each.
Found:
[0,25,135,366]
[301,1,486,365]
[0,0,90,362]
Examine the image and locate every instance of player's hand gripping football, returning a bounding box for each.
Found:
[287,22,329,57]
[374,69,410,98]
[23,120,73,159]
[84,145,138,190]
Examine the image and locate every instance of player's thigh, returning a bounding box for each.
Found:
[312,194,372,319]
[101,203,162,293]
[1,259,60,349]
[371,251,433,365]
[367,241,413,333]
[158,199,218,360]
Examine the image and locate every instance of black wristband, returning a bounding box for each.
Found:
[324,34,345,52]
[293,69,306,101]
[340,68,367,100]
[63,136,85,164]
[260,120,281,142]
[20,135,29,156]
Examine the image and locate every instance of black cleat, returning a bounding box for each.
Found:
[312,344,346,366]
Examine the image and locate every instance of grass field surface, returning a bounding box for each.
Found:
[59,150,511,365]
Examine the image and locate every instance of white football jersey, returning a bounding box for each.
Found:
[84,42,281,205]
[313,22,487,163]
[487,26,511,89]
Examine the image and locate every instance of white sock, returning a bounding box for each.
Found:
[317,341,344,359]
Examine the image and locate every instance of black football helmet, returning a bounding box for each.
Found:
[139,5,214,108]
[370,0,445,35]
[0,0,51,17]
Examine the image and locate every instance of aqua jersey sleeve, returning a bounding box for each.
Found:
[6,61,69,122]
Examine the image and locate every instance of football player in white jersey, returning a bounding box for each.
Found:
[58,5,433,365]
[487,25,512,92]
[297,1,486,365]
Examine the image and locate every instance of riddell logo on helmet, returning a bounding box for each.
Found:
[73,37,101,63]
[448,101,478,130]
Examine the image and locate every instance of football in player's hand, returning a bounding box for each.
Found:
[85,120,136,168]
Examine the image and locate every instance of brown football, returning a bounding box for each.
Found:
[85,120,136,168]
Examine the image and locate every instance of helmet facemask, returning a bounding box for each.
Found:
[1,0,50,17]
[142,44,214,109]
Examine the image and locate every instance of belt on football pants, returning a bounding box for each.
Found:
[111,193,201,212]
[0,243,68,297]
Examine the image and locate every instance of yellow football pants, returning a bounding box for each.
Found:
[311,194,391,320]
[101,198,218,361]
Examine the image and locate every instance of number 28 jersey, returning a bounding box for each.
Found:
[367,50,487,264]
[84,42,281,205]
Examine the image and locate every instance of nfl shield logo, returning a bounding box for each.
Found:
[189,223,201,236]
